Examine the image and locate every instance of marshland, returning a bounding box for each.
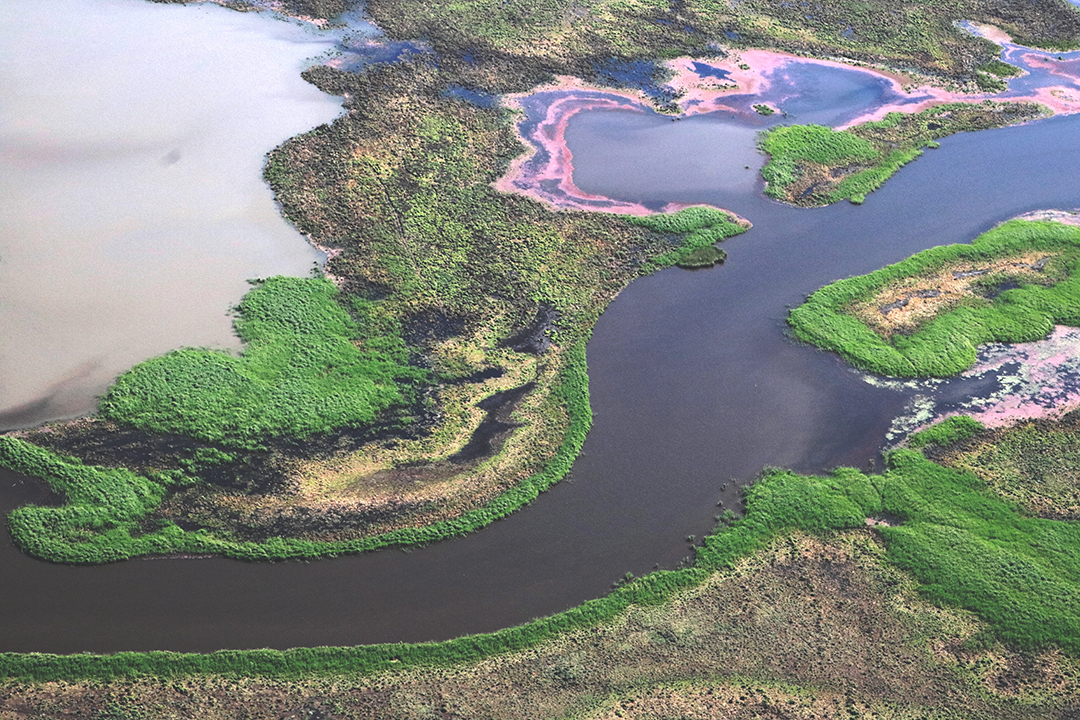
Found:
[3,0,1080,716]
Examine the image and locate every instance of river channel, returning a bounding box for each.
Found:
[2,2,1080,653]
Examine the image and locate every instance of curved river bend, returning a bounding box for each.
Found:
[3,4,1080,653]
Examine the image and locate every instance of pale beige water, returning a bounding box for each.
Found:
[0,0,342,429]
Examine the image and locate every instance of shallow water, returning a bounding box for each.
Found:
[0,0,341,430]
[3,6,1080,653]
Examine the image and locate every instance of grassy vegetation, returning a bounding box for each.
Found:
[363,0,1080,95]
[99,276,425,451]
[760,102,1050,206]
[2,341,594,563]
[908,414,985,450]
[0,60,746,563]
[4,430,1079,718]
[980,59,1023,78]
[788,219,1080,377]
[937,409,1080,521]
[675,245,727,269]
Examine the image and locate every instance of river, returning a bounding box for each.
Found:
[2,2,1080,653]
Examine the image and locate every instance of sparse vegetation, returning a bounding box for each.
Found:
[936,409,1080,521]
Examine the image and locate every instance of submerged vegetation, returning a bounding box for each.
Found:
[4,414,1080,716]
[760,101,1050,206]
[789,219,1080,377]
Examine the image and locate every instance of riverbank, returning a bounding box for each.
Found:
[4,414,1080,716]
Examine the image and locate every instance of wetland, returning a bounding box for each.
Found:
[4,0,1080,716]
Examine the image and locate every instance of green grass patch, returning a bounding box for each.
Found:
[675,245,727,269]
[99,276,426,450]
[974,71,1008,92]
[980,59,1023,78]
[908,415,985,449]
[788,219,1080,377]
[623,205,745,272]
[759,102,1049,206]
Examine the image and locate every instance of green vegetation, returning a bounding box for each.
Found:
[675,245,726,269]
[975,71,1008,92]
[759,123,878,202]
[5,434,1079,707]
[11,531,1075,718]
[980,59,1023,78]
[789,219,1080,377]
[938,409,1080,521]
[622,206,745,271]
[908,414,985,449]
[1,62,746,563]
[1,341,595,563]
[760,102,1049,206]
[99,276,424,450]
[753,103,775,115]
[364,0,1080,94]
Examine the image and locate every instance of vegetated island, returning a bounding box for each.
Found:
[758,101,1050,206]
[789,217,1080,377]
[3,413,1079,718]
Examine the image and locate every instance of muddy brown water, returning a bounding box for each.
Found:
[3,3,1080,652]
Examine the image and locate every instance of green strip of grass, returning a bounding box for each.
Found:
[788,219,1080,377]
[6,417,1077,678]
